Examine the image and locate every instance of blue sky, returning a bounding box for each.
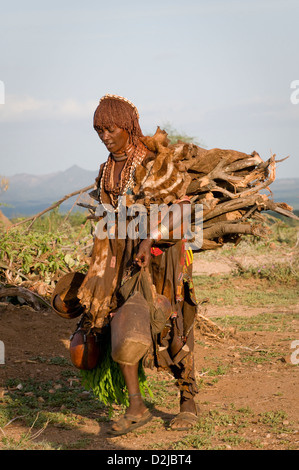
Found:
[0,0,299,178]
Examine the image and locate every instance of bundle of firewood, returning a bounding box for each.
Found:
[171,141,298,251]
[130,128,298,251]
[76,131,297,252]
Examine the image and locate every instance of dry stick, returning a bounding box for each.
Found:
[0,261,30,281]
[238,204,259,222]
[3,414,29,429]
[203,194,261,222]
[8,184,94,231]
[264,199,299,220]
[62,192,84,224]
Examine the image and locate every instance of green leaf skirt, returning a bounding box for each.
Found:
[80,343,153,407]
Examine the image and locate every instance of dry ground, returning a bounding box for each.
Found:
[0,253,298,451]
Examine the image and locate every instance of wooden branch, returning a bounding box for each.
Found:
[76,202,97,212]
[264,200,299,220]
[224,154,263,173]
[201,239,223,250]
[0,286,51,310]
[203,222,255,240]
[62,191,88,224]
[9,184,94,230]
[202,194,262,222]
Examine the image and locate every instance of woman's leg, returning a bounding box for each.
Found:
[110,363,148,433]
[119,363,147,416]
[170,329,199,430]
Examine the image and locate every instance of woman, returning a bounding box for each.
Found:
[77,94,199,435]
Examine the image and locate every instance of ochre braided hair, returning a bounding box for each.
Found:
[93,94,143,146]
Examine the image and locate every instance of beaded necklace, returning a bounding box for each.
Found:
[99,141,147,212]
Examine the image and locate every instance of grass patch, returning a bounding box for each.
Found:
[213,312,299,332]
[162,407,254,450]
[258,410,290,432]
[240,350,282,363]
[151,405,295,451]
[200,365,229,376]
[0,376,107,435]
[144,374,178,410]
[194,274,299,308]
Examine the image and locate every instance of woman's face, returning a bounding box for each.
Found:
[96,125,130,155]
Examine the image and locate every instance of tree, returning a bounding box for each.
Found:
[160,122,205,147]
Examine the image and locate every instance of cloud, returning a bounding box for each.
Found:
[0,95,97,122]
[193,95,299,132]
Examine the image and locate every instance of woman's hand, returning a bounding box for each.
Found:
[135,238,153,268]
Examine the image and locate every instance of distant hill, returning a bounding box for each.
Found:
[0,165,98,218]
[0,167,298,218]
[267,178,299,210]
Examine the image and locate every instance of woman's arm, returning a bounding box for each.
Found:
[135,199,190,267]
